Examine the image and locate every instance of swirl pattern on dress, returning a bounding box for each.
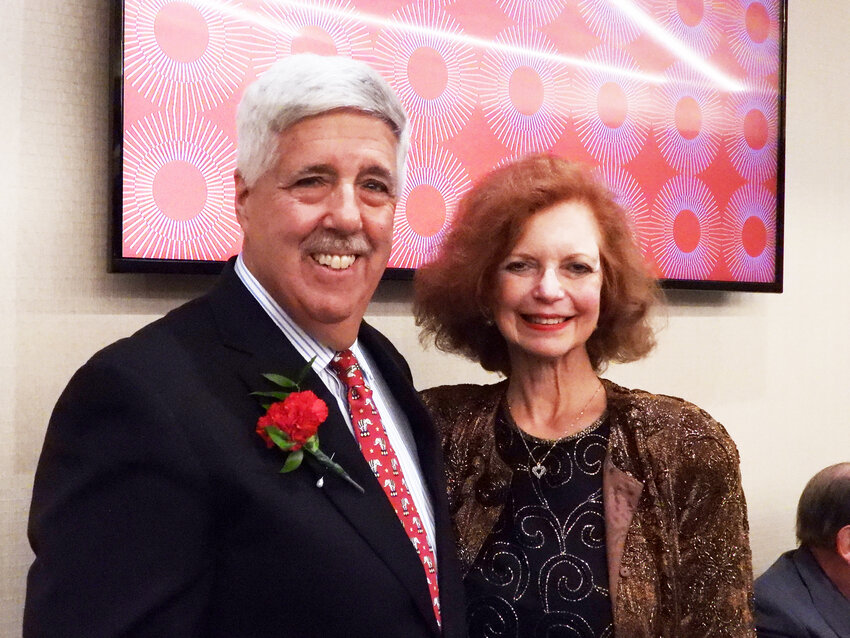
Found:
[463,405,613,637]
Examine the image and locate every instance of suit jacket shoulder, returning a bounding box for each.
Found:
[755,547,850,637]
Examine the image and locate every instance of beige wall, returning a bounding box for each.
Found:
[2,0,846,633]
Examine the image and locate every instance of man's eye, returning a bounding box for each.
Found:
[362,179,390,194]
[291,176,325,188]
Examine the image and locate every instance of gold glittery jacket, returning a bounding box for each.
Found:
[421,378,755,637]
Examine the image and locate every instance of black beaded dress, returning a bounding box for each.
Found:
[464,401,613,638]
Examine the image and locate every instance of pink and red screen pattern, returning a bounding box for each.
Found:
[122,0,781,284]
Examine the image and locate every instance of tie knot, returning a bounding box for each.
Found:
[330,349,364,388]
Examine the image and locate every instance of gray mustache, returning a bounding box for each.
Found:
[302,231,372,255]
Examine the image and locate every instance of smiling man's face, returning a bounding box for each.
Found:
[235,110,398,350]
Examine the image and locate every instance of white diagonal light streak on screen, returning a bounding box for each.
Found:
[199,0,665,85]
[609,0,746,92]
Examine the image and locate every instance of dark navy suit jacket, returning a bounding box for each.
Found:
[755,546,850,637]
[24,262,466,637]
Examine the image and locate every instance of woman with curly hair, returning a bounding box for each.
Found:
[415,154,754,637]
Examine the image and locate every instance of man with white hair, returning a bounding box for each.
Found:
[755,462,850,637]
[24,54,465,637]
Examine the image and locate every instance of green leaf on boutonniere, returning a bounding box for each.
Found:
[295,356,317,387]
[261,373,299,389]
[265,426,296,451]
[281,449,303,473]
[303,437,319,454]
[250,390,292,401]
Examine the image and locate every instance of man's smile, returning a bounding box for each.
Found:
[312,253,357,270]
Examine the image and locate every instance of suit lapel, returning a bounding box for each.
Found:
[207,266,439,634]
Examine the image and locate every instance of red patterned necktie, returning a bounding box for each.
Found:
[330,349,441,626]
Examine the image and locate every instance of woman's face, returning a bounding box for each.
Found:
[491,200,603,367]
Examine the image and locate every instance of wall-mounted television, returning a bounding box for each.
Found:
[111,0,786,291]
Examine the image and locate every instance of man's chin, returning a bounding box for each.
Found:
[306,265,383,306]
[296,298,371,349]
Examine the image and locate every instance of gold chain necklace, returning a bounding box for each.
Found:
[515,383,603,479]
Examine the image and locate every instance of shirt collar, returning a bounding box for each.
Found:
[234,253,365,379]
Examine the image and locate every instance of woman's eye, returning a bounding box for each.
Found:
[504,261,532,274]
[565,262,594,275]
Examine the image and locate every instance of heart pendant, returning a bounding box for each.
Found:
[531,465,546,479]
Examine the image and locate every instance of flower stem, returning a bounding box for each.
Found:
[311,448,365,493]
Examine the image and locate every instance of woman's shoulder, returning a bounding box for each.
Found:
[603,379,743,485]
[602,378,733,443]
[420,381,507,416]
[419,381,507,437]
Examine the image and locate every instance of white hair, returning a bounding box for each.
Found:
[236,54,409,187]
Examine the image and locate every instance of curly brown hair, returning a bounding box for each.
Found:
[414,154,660,375]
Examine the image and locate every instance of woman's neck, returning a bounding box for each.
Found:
[506,349,606,440]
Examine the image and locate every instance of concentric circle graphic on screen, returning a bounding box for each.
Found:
[595,164,651,254]
[723,184,776,282]
[124,0,251,111]
[479,26,570,155]
[651,175,721,280]
[652,0,726,56]
[495,0,569,28]
[573,45,651,165]
[123,113,239,260]
[253,0,371,70]
[578,0,645,45]
[725,80,778,182]
[655,62,722,174]
[728,0,780,78]
[391,145,471,269]
[372,1,477,144]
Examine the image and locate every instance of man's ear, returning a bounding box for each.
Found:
[836,525,850,565]
[234,170,249,224]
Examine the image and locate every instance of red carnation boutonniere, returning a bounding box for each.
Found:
[253,359,364,493]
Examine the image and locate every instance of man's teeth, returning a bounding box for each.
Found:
[314,254,356,270]
[527,316,566,325]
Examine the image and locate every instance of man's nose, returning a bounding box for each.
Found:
[324,183,363,233]
[533,268,566,301]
